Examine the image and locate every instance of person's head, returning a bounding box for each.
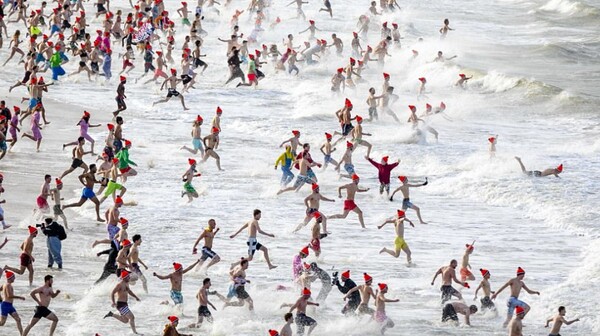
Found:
[240,258,249,269]
[444,18,450,25]
[44,174,52,183]
[167,315,179,327]
[173,262,183,273]
[369,87,375,94]
[207,219,216,230]
[469,305,478,314]
[303,143,310,152]
[132,234,142,245]
[558,306,566,316]
[195,40,201,47]
[284,312,293,323]
[387,86,394,93]
[287,34,293,39]
[331,33,336,38]
[480,268,491,280]
[44,275,53,286]
[89,164,97,173]
[78,136,85,145]
[253,209,261,220]
[381,156,389,165]
[378,283,388,294]
[515,305,525,319]
[450,259,458,268]
[285,144,291,152]
[398,175,407,185]
[44,217,53,225]
[438,51,443,56]
[203,277,211,288]
[116,116,124,124]
[516,267,525,280]
[5,271,15,284]
[299,246,309,258]
[352,174,360,184]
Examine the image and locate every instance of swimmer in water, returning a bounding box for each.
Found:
[514,157,562,178]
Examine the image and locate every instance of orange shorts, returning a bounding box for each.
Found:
[460,267,473,280]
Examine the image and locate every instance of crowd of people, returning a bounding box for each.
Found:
[0,0,576,335]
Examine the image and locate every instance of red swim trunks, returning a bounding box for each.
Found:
[20,253,32,267]
[343,199,357,211]
[247,73,256,81]
[36,196,49,210]
[309,238,321,253]
[119,167,131,174]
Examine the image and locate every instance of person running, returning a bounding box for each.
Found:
[49,179,68,229]
[460,243,476,282]
[153,260,201,308]
[103,270,141,334]
[488,135,498,159]
[113,76,127,116]
[378,210,415,265]
[98,158,127,204]
[128,235,148,293]
[515,157,563,178]
[474,268,496,312]
[153,69,190,110]
[333,270,360,315]
[0,271,25,335]
[492,267,540,327]
[223,258,254,311]
[545,306,580,336]
[4,226,38,286]
[366,155,400,196]
[508,306,525,336]
[62,111,101,154]
[307,262,332,302]
[182,158,201,202]
[431,259,469,304]
[163,315,193,336]
[287,287,319,336]
[115,140,138,182]
[275,145,295,187]
[374,283,399,335]
[61,164,104,222]
[296,184,334,233]
[192,219,221,270]
[277,313,294,336]
[180,115,204,156]
[202,127,223,171]
[188,278,216,328]
[278,150,319,195]
[389,175,428,224]
[280,130,302,157]
[230,209,277,269]
[328,174,369,228]
[59,137,91,180]
[350,116,372,157]
[335,141,357,180]
[35,175,52,215]
[343,273,376,317]
[319,133,338,170]
[441,302,478,326]
[22,275,60,336]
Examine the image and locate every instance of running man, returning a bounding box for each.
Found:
[460,243,476,282]
[153,69,190,110]
[488,135,498,159]
[182,158,201,202]
[366,155,400,196]
[59,137,90,180]
[103,270,141,334]
[192,219,221,270]
[98,158,127,204]
[474,268,496,312]
[180,115,204,156]
[275,145,295,187]
[0,271,25,335]
[4,226,38,286]
[319,133,338,170]
[113,76,127,116]
[389,175,428,224]
[188,278,216,328]
[50,179,67,229]
[492,267,540,327]
[115,140,138,183]
[279,130,302,157]
[288,288,319,336]
[333,270,360,315]
[515,157,563,178]
[230,209,277,269]
[545,306,580,336]
[441,302,478,326]
[296,184,334,233]
[202,127,223,171]
[128,235,148,293]
[61,164,104,222]
[328,174,369,228]
[223,258,254,311]
[335,141,357,180]
[153,260,201,308]
[374,283,399,335]
[508,306,525,336]
[431,259,469,304]
[343,273,376,317]
[22,275,60,336]
[378,210,415,265]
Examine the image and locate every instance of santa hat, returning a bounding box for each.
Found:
[309,20,315,24]
[292,130,300,136]
[112,158,119,164]
[367,45,373,51]
[408,105,416,112]
[488,137,495,143]
[515,306,525,315]
[5,271,15,280]
[517,267,525,275]
[120,76,126,82]
[392,23,398,28]
[382,156,389,163]
[325,133,332,140]
[397,210,405,217]
[124,139,132,146]
[313,211,322,219]
[156,51,163,55]
[418,77,426,82]
[269,330,279,336]
[459,73,466,78]
[363,273,373,282]
[28,226,38,235]
[312,183,319,191]
[83,111,91,118]
[466,244,474,251]
[300,246,309,256]
[349,57,356,64]
[480,268,490,277]
[383,22,388,27]
[346,141,354,148]
[337,68,343,73]
[302,287,311,296]
[189,158,197,166]
[173,262,183,271]
[341,270,350,279]
[378,283,387,290]
[351,174,360,180]
[412,49,418,55]
[119,217,129,226]
[303,262,311,270]
[556,164,563,173]
[55,178,63,185]
[216,106,223,114]
[383,73,390,79]
[168,316,178,324]
[212,127,220,133]
[115,196,124,205]
[345,98,352,107]
[120,270,131,279]
[196,115,203,122]
[13,106,21,112]
[398,176,407,182]
[353,32,358,37]
[170,68,177,75]
[248,54,255,59]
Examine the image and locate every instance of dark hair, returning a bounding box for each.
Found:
[253,209,261,216]
[78,136,85,142]
[89,164,96,170]
[558,306,565,312]
[284,313,293,321]
[303,143,310,149]
[44,174,51,180]
[116,116,123,123]
[45,218,53,224]
[470,305,478,313]
[132,234,141,242]
[240,258,249,266]
[203,278,211,285]
[44,275,53,282]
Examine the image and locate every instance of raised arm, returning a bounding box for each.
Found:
[230,223,249,238]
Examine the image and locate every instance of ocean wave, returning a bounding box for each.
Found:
[539,0,599,17]
[475,71,563,97]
